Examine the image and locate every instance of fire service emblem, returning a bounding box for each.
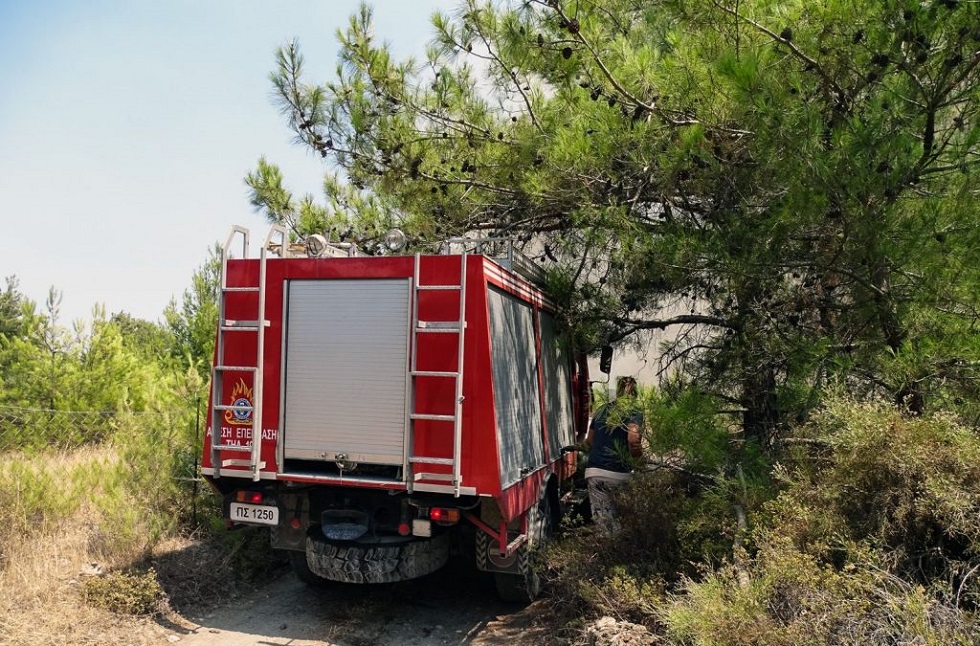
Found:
[224,378,253,426]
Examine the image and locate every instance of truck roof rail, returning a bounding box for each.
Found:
[256,226,545,283]
[271,233,364,259]
[440,237,547,286]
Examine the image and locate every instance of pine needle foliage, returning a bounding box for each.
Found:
[255,0,980,444]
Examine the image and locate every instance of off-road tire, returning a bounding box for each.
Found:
[493,548,542,602]
[491,487,555,603]
[306,533,450,583]
[287,549,333,587]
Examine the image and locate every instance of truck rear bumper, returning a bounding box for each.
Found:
[203,465,480,496]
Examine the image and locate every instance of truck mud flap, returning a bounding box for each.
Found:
[305,534,450,583]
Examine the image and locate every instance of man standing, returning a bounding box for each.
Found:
[584,376,643,535]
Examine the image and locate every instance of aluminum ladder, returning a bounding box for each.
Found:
[407,253,467,496]
[210,225,288,481]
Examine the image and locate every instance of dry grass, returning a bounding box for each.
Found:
[0,446,117,534]
[0,438,285,645]
[0,523,282,645]
[0,515,185,646]
[0,445,157,568]
[0,442,199,645]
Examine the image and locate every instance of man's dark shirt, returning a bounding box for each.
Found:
[588,400,643,473]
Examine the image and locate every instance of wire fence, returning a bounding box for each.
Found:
[0,404,202,448]
[0,405,128,450]
[0,403,212,532]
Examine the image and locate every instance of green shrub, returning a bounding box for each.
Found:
[547,469,754,629]
[661,398,980,645]
[772,400,980,591]
[81,568,165,615]
[665,537,980,646]
[641,383,732,474]
[550,397,980,644]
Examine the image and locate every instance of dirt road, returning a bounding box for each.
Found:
[170,561,555,646]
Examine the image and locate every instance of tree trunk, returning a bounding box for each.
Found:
[742,366,780,449]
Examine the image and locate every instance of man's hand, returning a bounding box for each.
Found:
[626,423,643,459]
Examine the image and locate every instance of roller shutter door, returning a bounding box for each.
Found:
[283,279,410,465]
[539,311,575,459]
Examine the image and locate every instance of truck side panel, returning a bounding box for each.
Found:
[487,286,545,489]
[539,311,576,461]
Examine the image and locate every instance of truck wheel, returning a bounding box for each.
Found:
[399,535,452,580]
[492,488,553,603]
[493,548,541,602]
[287,550,333,587]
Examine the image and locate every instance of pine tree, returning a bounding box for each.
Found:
[254,0,980,441]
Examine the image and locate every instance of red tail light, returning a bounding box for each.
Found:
[235,490,263,504]
[428,508,460,523]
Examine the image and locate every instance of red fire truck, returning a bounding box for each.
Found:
[201,225,588,601]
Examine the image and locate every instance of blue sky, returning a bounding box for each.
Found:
[0,0,456,323]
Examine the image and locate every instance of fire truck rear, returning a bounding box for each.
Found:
[201,225,587,601]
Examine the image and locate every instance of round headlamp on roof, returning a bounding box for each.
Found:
[384,228,407,252]
[304,234,328,258]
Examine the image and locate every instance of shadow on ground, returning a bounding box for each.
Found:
[147,535,557,646]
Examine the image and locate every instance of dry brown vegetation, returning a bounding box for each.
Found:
[0,487,275,645]
[0,445,163,644]
[0,518,169,645]
[0,424,279,646]
[4,399,980,645]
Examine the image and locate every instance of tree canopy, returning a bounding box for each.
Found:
[251,0,980,441]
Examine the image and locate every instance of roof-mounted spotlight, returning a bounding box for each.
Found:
[384,228,407,252]
[305,234,328,258]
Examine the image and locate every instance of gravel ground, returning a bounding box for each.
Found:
[166,558,558,646]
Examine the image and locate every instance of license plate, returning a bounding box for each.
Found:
[230,502,279,526]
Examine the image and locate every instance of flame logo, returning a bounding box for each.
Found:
[224,378,253,426]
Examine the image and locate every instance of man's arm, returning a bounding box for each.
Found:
[583,404,606,451]
[626,422,643,458]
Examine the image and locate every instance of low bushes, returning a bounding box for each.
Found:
[0,410,197,557]
[550,399,980,644]
[81,568,166,616]
[0,407,216,643]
